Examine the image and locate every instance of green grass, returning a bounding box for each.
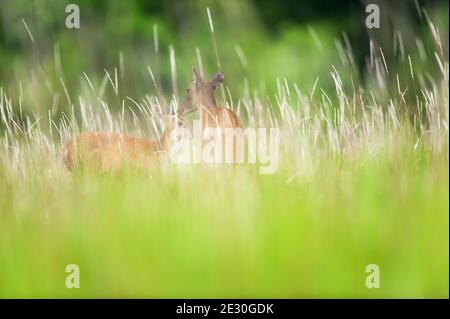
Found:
[0,133,448,298]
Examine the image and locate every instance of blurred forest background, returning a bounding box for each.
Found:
[0,0,448,118]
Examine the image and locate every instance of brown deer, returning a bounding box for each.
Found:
[62,113,189,173]
[179,67,241,130]
[179,67,243,163]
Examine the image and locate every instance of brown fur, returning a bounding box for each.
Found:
[180,67,242,162]
[181,67,241,130]
[63,115,188,173]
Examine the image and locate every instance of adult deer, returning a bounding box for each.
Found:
[179,67,243,163]
[62,112,189,173]
[179,67,241,130]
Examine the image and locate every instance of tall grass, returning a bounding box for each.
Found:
[0,7,448,298]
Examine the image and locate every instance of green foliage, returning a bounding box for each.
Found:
[0,0,447,117]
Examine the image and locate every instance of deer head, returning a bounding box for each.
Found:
[159,110,191,149]
[178,67,224,114]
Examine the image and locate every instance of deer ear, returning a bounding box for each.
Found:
[211,72,224,89]
[192,67,202,82]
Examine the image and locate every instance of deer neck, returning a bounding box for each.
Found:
[198,90,218,108]
[198,94,219,120]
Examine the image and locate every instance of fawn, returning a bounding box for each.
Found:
[63,113,189,173]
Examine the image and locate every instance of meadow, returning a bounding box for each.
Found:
[0,1,448,298]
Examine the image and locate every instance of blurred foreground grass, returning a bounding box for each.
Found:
[0,141,447,298]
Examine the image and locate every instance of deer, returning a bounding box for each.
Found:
[179,67,241,130]
[62,112,189,173]
[179,67,243,163]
